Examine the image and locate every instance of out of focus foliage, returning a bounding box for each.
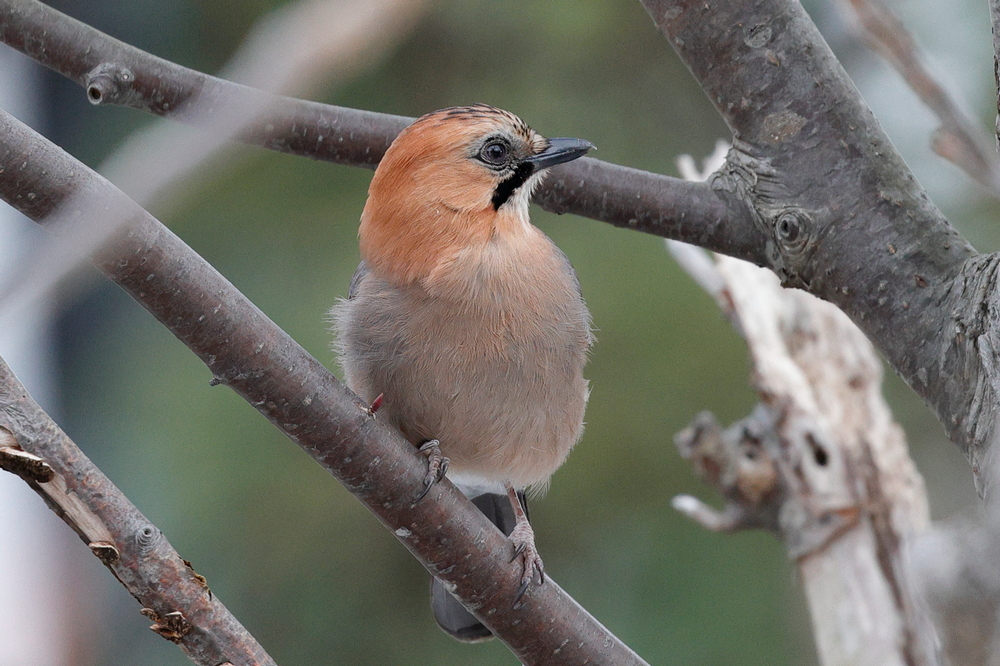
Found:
[20,0,994,663]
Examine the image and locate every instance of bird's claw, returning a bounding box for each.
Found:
[509,520,544,604]
[366,392,384,416]
[415,439,449,501]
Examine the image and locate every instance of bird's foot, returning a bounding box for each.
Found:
[509,519,545,603]
[416,439,449,501]
[366,392,384,416]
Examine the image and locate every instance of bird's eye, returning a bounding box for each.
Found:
[479,139,511,166]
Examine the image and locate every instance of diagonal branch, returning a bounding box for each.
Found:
[0,357,276,666]
[0,107,649,666]
[0,0,764,265]
[840,0,1000,196]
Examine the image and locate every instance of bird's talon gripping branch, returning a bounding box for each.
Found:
[507,484,544,601]
[514,578,532,605]
[415,439,448,501]
[509,519,544,602]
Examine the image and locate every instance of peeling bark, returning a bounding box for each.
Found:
[673,255,934,666]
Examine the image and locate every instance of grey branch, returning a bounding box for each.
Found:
[839,0,1000,196]
[640,0,999,490]
[0,107,647,666]
[0,357,276,666]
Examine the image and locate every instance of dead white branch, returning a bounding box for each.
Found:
[671,148,935,666]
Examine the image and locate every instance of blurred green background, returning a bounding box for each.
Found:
[10,0,999,663]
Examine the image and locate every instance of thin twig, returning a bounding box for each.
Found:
[0,107,649,666]
[840,0,1000,197]
[0,357,276,666]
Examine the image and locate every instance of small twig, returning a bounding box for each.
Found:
[0,357,275,666]
[671,495,760,532]
[840,0,1000,197]
[0,445,53,481]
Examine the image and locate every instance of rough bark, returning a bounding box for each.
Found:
[641,0,996,491]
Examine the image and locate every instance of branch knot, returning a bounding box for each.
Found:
[85,63,136,106]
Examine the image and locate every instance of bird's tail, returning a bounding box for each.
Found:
[430,491,527,642]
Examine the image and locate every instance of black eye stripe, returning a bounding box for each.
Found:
[491,162,535,210]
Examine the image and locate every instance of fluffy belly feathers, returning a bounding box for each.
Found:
[334,265,590,491]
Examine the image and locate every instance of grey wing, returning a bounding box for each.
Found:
[348,261,368,299]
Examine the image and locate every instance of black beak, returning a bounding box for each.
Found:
[524,137,594,170]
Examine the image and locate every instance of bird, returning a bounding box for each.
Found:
[332,104,593,642]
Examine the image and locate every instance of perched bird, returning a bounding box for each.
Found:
[332,104,593,641]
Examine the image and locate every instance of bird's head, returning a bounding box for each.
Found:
[358,105,593,286]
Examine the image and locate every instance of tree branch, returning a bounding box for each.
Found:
[839,0,1000,196]
[641,0,998,489]
[672,251,935,666]
[0,107,648,666]
[0,0,764,265]
[0,357,276,666]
